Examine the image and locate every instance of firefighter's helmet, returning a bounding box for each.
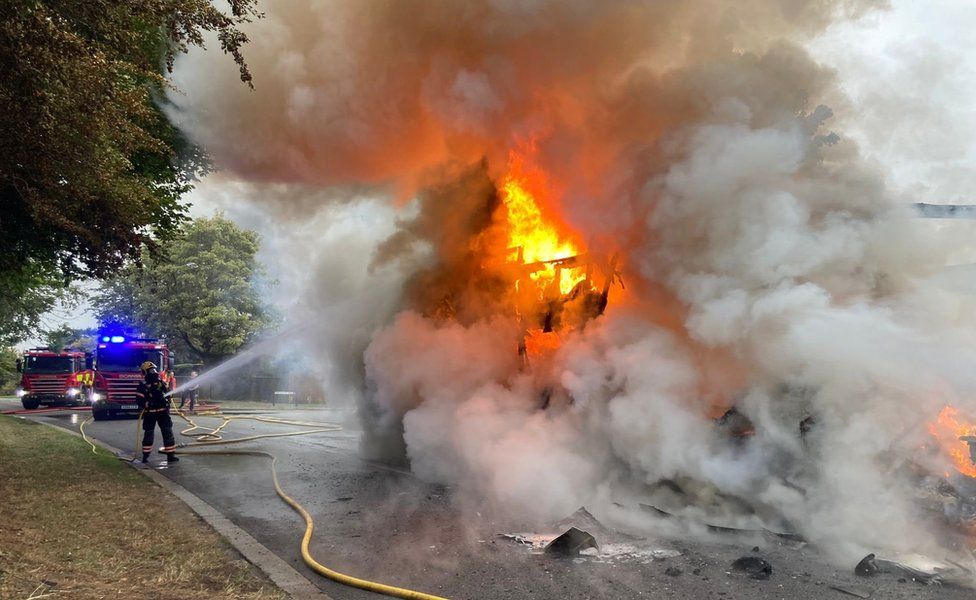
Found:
[140,361,158,373]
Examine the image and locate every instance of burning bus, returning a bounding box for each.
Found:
[88,334,175,420]
[15,348,91,410]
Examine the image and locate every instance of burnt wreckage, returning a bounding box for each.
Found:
[515,251,621,364]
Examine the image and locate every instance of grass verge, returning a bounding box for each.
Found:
[0,415,286,600]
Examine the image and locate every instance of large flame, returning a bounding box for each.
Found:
[928,405,976,478]
[499,148,587,296]
[494,145,619,360]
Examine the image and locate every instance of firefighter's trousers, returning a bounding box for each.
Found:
[142,411,176,456]
[179,390,198,412]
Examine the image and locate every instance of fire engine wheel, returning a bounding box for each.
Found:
[91,406,111,421]
[21,398,40,411]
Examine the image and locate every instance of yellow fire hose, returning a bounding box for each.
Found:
[79,407,450,600]
[78,414,108,455]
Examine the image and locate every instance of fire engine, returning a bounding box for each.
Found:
[15,348,91,410]
[87,334,175,421]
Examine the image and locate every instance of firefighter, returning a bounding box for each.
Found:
[137,361,178,464]
[178,370,200,412]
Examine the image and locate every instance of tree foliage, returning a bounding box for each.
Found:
[94,216,273,365]
[0,346,19,393]
[0,0,259,277]
[0,0,258,344]
[41,324,97,353]
[0,262,73,346]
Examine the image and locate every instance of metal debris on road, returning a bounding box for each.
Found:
[544,527,599,556]
[639,503,805,544]
[498,533,553,549]
[855,553,943,585]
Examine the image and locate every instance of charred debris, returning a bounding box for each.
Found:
[496,399,976,593]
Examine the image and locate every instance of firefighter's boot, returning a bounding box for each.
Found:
[142,452,150,464]
[167,453,179,463]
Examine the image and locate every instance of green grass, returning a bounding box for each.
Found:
[0,415,286,600]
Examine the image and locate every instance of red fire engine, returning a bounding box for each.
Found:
[86,334,175,420]
[15,348,91,410]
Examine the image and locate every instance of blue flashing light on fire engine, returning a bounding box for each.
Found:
[110,335,126,343]
[101,336,110,342]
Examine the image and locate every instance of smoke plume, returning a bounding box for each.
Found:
[169,0,976,561]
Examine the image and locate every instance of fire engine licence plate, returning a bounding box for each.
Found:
[120,404,138,410]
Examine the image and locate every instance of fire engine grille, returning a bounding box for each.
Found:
[29,376,68,396]
[105,378,141,402]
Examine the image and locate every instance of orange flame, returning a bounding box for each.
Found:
[523,329,562,356]
[499,148,587,296]
[929,405,976,478]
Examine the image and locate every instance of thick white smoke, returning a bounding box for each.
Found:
[169,0,976,562]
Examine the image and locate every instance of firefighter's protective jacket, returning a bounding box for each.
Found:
[137,374,171,413]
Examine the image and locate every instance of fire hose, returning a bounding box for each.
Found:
[78,407,450,600]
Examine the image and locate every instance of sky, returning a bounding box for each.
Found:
[22,0,976,348]
[810,0,976,203]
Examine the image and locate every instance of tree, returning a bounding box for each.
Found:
[93,216,273,365]
[0,346,20,394]
[40,324,97,353]
[0,0,259,343]
[0,262,73,346]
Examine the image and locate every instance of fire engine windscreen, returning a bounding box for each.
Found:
[24,356,74,374]
[167,0,976,564]
[96,348,163,373]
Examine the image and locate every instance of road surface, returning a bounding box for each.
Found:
[2,397,971,600]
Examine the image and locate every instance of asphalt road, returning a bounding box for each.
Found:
[3,397,973,600]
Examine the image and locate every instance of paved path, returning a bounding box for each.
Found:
[3,398,972,600]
